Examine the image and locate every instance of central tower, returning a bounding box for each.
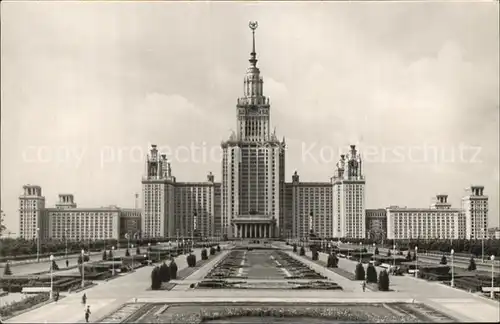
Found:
[221,22,286,239]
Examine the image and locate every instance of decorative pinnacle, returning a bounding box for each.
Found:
[248,21,258,66]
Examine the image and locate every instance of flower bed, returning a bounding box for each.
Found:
[0,293,49,317]
[0,276,82,293]
[159,306,418,323]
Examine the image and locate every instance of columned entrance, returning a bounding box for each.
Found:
[236,223,273,238]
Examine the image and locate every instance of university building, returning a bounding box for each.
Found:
[141,22,366,240]
[18,185,140,241]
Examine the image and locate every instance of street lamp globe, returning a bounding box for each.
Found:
[81,249,84,255]
[451,249,454,255]
[112,246,115,250]
[415,246,418,252]
[491,255,495,261]
[373,243,376,247]
[49,255,54,261]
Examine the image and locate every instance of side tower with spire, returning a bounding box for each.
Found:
[221,22,286,239]
[331,145,366,238]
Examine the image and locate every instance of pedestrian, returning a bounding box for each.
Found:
[362,281,366,292]
[85,305,91,323]
[82,293,87,305]
[66,259,69,268]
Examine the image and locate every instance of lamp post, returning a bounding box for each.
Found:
[49,255,54,300]
[359,242,363,263]
[111,246,115,275]
[36,227,40,263]
[148,243,151,261]
[491,255,496,299]
[481,228,485,263]
[81,249,85,288]
[131,244,135,267]
[414,246,418,278]
[451,249,455,287]
[393,244,396,273]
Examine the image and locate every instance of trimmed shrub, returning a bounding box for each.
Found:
[366,263,378,283]
[387,250,392,257]
[217,245,221,252]
[406,250,412,261]
[160,262,170,282]
[102,250,108,261]
[327,253,339,268]
[201,249,208,260]
[378,270,390,291]
[355,263,365,281]
[468,257,477,271]
[3,263,12,276]
[108,250,114,260]
[187,254,197,267]
[412,253,416,261]
[51,260,59,271]
[125,249,130,257]
[210,247,216,255]
[293,244,297,253]
[374,247,379,255]
[151,266,162,290]
[311,248,319,261]
[299,246,305,256]
[136,247,141,255]
[440,255,447,265]
[169,260,178,279]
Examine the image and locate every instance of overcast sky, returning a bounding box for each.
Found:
[1,1,499,233]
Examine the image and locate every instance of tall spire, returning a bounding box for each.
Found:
[249,21,258,67]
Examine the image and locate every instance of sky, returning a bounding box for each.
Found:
[1,1,499,234]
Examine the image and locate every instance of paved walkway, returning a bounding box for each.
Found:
[4,249,206,323]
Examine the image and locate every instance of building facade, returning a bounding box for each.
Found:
[119,208,142,239]
[140,23,367,240]
[386,194,463,240]
[365,208,387,240]
[19,185,46,240]
[487,227,500,240]
[462,185,489,240]
[332,146,366,239]
[18,187,137,241]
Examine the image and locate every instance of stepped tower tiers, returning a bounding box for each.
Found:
[221,21,286,239]
[332,145,366,239]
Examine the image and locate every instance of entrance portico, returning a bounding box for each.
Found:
[232,215,276,238]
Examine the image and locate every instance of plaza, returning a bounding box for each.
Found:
[2,242,499,323]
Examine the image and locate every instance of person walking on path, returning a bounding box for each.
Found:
[82,293,87,305]
[85,305,91,323]
[66,259,69,268]
[362,281,366,292]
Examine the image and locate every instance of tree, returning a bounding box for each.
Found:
[468,257,477,271]
[355,263,365,281]
[125,249,130,257]
[108,250,114,260]
[293,244,297,253]
[327,253,339,268]
[217,245,221,252]
[374,247,379,255]
[366,263,378,283]
[102,250,108,261]
[151,266,162,290]
[299,246,305,256]
[406,250,412,261]
[440,255,447,265]
[387,250,392,257]
[169,260,178,279]
[378,270,390,291]
[160,262,170,282]
[3,262,12,275]
[201,248,208,260]
[0,210,6,236]
[136,246,141,255]
[210,247,216,255]
[187,253,197,267]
